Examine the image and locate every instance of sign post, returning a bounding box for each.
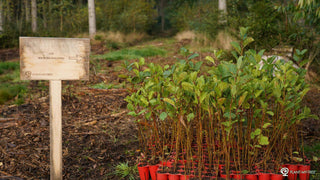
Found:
[20,37,90,180]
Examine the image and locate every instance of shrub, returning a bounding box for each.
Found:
[125,28,317,175]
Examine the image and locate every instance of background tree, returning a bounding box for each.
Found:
[88,0,96,38]
[0,0,3,33]
[31,0,37,32]
[24,0,30,23]
[219,0,227,23]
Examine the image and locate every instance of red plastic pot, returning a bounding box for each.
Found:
[138,165,150,180]
[245,174,258,180]
[180,174,193,180]
[220,173,231,179]
[258,172,270,180]
[287,164,298,180]
[157,171,168,180]
[168,174,180,180]
[299,165,310,180]
[232,174,244,179]
[270,173,284,180]
[149,165,159,180]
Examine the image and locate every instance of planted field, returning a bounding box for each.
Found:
[0,37,319,180]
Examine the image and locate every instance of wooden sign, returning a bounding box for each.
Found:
[20,37,90,180]
[20,37,90,80]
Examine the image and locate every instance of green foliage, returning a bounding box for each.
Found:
[167,0,221,38]
[90,82,124,89]
[229,0,283,50]
[90,82,114,89]
[0,83,27,105]
[125,30,317,172]
[96,0,156,33]
[0,61,27,105]
[114,162,137,180]
[0,61,20,75]
[93,46,166,61]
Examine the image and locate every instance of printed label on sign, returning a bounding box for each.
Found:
[20,37,90,80]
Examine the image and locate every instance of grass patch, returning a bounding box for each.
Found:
[0,61,19,74]
[90,82,125,89]
[0,61,28,105]
[93,46,167,61]
[0,83,27,104]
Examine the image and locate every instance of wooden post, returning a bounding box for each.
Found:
[50,80,62,180]
[20,37,90,179]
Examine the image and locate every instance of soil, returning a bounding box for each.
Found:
[0,40,320,179]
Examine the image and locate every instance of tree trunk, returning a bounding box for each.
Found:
[0,0,3,33]
[88,0,96,38]
[31,0,37,32]
[42,1,47,28]
[218,0,227,24]
[160,0,166,32]
[25,0,30,22]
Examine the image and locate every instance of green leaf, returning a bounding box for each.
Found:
[127,103,134,111]
[163,70,172,78]
[259,135,269,145]
[148,91,155,100]
[145,112,152,119]
[140,97,149,106]
[299,59,309,67]
[188,53,199,60]
[243,37,254,47]
[292,157,303,162]
[182,82,194,92]
[242,170,249,175]
[196,76,205,89]
[255,90,263,98]
[200,92,208,104]
[251,128,261,139]
[263,123,272,129]
[205,56,215,64]
[237,56,243,69]
[312,156,319,162]
[138,109,146,115]
[187,113,195,122]
[163,98,175,107]
[231,51,238,59]
[238,92,248,107]
[194,61,203,71]
[149,99,157,106]
[178,72,188,82]
[231,84,237,97]
[190,72,198,82]
[285,102,295,111]
[128,111,137,116]
[266,111,274,116]
[159,112,167,120]
[231,41,241,55]
[223,112,236,119]
[139,58,145,66]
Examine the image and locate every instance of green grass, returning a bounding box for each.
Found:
[114,162,137,180]
[0,61,28,105]
[0,83,27,104]
[93,46,167,61]
[90,82,125,89]
[0,61,19,74]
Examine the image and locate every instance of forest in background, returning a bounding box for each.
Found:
[0,0,320,78]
